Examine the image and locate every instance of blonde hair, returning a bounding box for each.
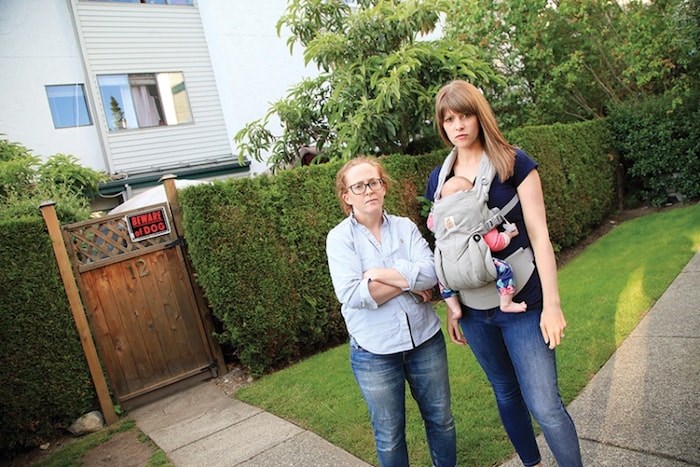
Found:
[335,156,392,215]
[435,80,515,181]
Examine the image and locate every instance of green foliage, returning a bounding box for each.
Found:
[234,0,499,170]
[186,119,616,375]
[507,119,618,249]
[0,119,619,451]
[0,137,106,222]
[37,153,106,197]
[444,0,698,129]
[181,168,344,376]
[0,138,41,200]
[235,0,697,170]
[109,96,126,130]
[0,193,88,224]
[0,219,97,454]
[0,138,100,453]
[607,88,700,206]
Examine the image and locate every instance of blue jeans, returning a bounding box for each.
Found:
[460,306,582,467]
[350,330,457,467]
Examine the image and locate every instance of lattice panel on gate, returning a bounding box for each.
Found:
[62,203,178,272]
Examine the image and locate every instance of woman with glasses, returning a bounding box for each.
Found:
[326,156,457,467]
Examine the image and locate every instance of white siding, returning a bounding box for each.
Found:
[0,0,315,177]
[72,1,232,175]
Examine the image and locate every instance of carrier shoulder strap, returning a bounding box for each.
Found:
[500,194,519,217]
[433,147,458,203]
[434,150,519,222]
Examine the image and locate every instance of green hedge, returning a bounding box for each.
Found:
[0,218,97,454]
[0,119,619,451]
[182,119,618,375]
[507,119,618,249]
[607,89,700,206]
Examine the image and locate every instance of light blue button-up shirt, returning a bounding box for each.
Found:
[326,212,441,355]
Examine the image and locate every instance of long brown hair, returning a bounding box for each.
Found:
[435,80,515,181]
[335,156,392,215]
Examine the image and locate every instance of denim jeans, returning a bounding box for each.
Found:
[459,306,582,467]
[350,330,457,467]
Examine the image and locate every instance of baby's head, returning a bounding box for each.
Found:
[441,176,473,198]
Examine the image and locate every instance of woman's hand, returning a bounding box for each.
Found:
[540,305,567,349]
[412,288,433,303]
[447,315,468,346]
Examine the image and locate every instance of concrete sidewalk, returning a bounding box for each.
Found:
[131,252,699,467]
[501,251,700,467]
[129,381,370,467]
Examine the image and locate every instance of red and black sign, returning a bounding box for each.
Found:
[126,207,171,242]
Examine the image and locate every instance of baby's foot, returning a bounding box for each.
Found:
[500,300,527,313]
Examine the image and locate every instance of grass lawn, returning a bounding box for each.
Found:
[236,203,700,466]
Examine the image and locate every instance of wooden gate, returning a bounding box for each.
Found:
[59,201,222,408]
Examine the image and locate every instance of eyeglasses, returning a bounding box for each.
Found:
[347,178,385,195]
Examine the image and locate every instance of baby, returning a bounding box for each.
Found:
[429,176,527,318]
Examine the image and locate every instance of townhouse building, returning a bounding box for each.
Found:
[0,0,315,210]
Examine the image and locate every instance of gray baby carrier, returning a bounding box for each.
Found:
[431,150,535,309]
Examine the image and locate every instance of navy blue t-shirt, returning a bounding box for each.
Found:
[425,148,542,310]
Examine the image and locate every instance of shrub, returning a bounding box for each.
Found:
[0,137,103,453]
[0,138,40,201]
[181,119,617,375]
[0,119,618,452]
[0,219,97,453]
[0,137,107,222]
[507,119,618,249]
[607,89,700,206]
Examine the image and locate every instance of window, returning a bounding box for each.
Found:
[46,84,92,129]
[98,72,193,131]
[85,0,193,4]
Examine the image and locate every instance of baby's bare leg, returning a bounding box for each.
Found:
[499,293,527,313]
[494,259,526,312]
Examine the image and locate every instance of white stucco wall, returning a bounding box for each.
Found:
[0,0,107,170]
[198,0,318,175]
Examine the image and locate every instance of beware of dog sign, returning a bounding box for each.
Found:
[125,207,171,242]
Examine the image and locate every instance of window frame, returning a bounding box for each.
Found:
[97,71,194,132]
[45,84,93,129]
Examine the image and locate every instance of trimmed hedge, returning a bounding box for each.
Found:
[0,118,619,451]
[0,218,97,453]
[507,119,618,249]
[607,89,700,206]
[181,118,618,375]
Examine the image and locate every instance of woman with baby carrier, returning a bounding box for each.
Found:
[424,80,583,467]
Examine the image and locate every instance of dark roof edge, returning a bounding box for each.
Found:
[98,159,250,195]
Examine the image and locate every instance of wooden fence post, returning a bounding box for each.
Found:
[39,201,118,425]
